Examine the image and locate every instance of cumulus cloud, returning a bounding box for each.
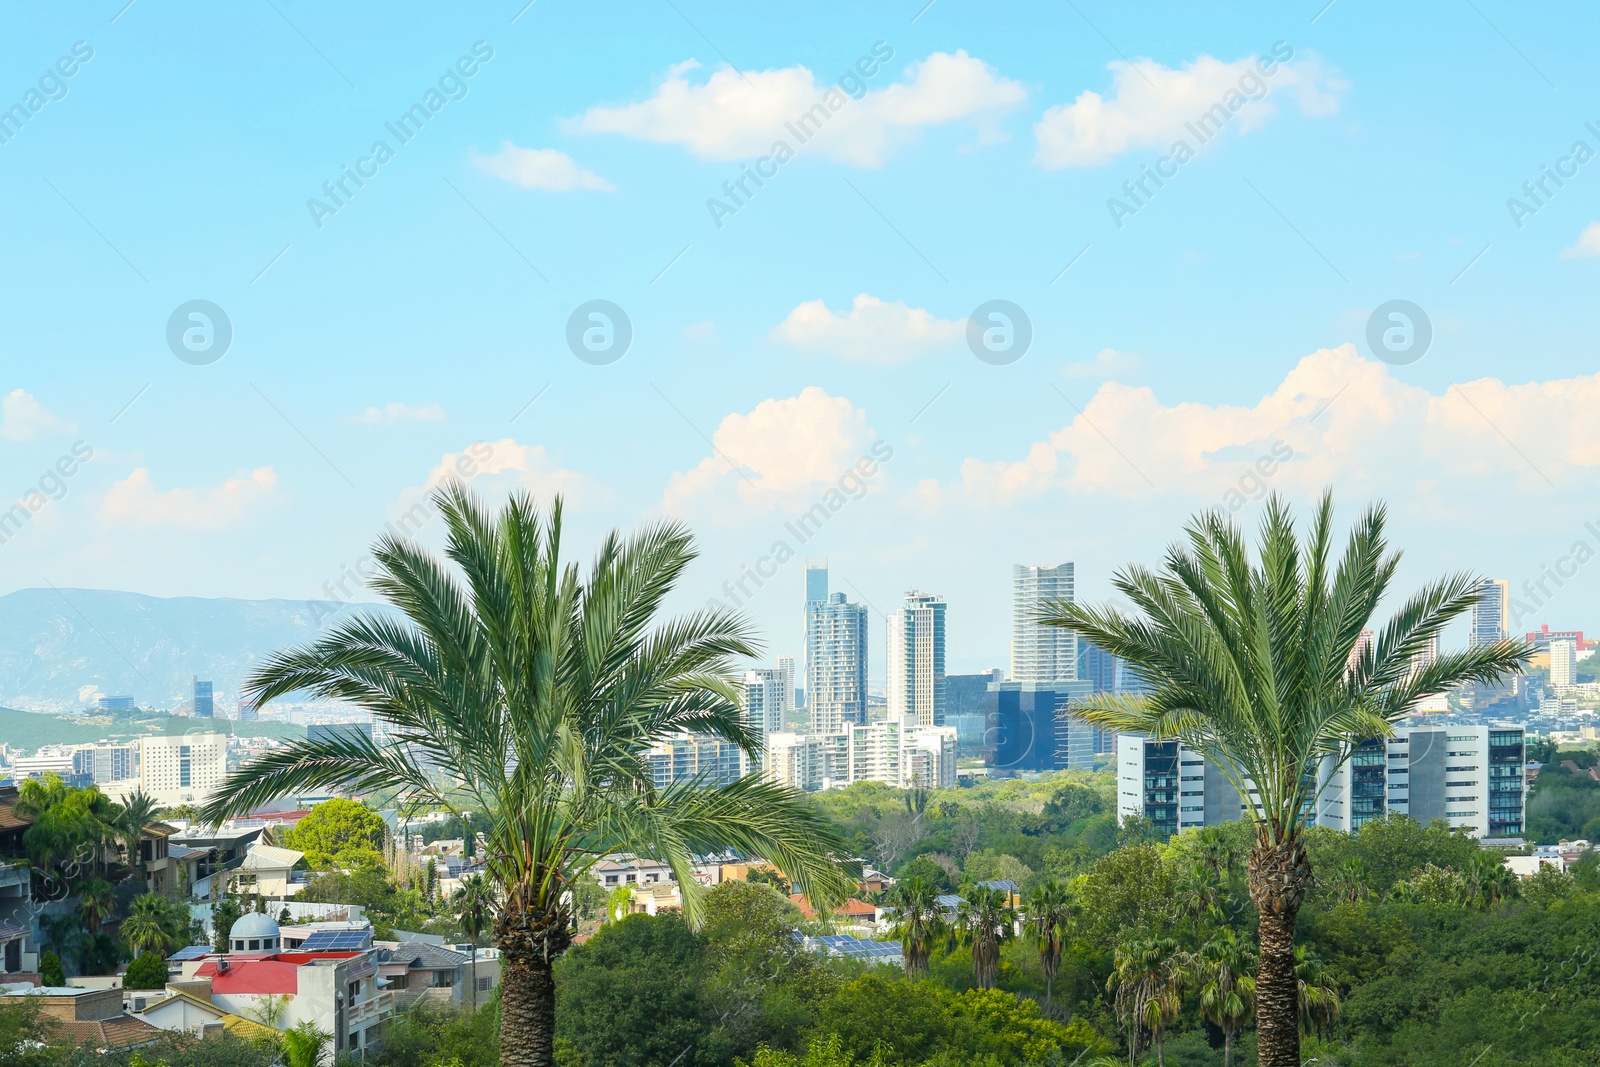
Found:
[1034,50,1344,168]
[1062,348,1142,379]
[664,387,876,512]
[351,402,446,424]
[101,467,278,528]
[771,294,964,363]
[920,345,1598,508]
[396,439,598,513]
[567,51,1025,166]
[1560,222,1600,259]
[471,142,615,191]
[0,389,74,441]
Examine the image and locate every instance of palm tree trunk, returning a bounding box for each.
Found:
[1156,1030,1165,1067]
[468,939,477,1014]
[496,892,572,1067]
[1249,832,1310,1067]
[1223,1029,1232,1067]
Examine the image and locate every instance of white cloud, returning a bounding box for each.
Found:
[1560,222,1600,259]
[0,389,74,441]
[1034,51,1344,168]
[1062,347,1142,379]
[351,402,447,425]
[664,387,876,513]
[921,344,1600,508]
[771,294,964,363]
[470,142,615,192]
[101,467,279,528]
[567,51,1025,166]
[396,439,597,514]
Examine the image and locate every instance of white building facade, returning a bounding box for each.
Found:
[887,591,947,727]
[1011,564,1076,685]
[139,733,228,806]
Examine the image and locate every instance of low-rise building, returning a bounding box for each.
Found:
[0,985,162,1051]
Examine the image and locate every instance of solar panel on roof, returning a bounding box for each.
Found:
[167,945,213,961]
[299,930,371,951]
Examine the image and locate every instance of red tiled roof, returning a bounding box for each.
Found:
[53,1015,163,1050]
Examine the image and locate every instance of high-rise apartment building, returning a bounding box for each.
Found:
[1011,564,1076,684]
[646,734,745,789]
[775,656,796,720]
[72,743,137,784]
[806,592,869,734]
[764,732,848,791]
[139,733,228,805]
[886,590,946,727]
[192,677,214,718]
[1550,638,1578,687]
[1346,629,1375,675]
[843,717,958,790]
[742,669,786,758]
[1471,580,1510,648]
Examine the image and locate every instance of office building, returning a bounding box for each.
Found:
[192,677,214,718]
[646,733,745,789]
[886,590,946,727]
[986,679,1096,774]
[775,656,796,720]
[1317,724,1526,839]
[1471,580,1510,648]
[1346,629,1374,674]
[10,752,77,780]
[945,671,999,758]
[1011,564,1077,684]
[72,743,136,785]
[1525,625,1591,653]
[237,700,259,722]
[139,733,228,806]
[806,592,869,734]
[96,695,136,713]
[1078,638,1117,694]
[1550,638,1578,688]
[1117,735,1243,839]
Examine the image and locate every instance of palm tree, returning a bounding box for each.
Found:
[1107,937,1185,1067]
[1172,863,1223,939]
[454,873,495,1012]
[1193,929,1257,1067]
[199,489,851,1067]
[280,1020,330,1067]
[1039,493,1528,1067]
[122,894,184,957]
[887,876,943,981]
[1463,851,1517,909]
[76,878,116,936]
[1293,945,1341,1039]
[955,885,1013,990]
[1024,878,1073,1008]
[1195,826,1238,880]
[115,791,162,877]
[1323,857,1372,905]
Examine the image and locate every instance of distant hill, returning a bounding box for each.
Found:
[0,706,305,753]
[0,587,393,710]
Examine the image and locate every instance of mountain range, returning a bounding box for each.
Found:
[0,587,389,710]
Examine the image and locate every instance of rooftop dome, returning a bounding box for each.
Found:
[228,911,281,952]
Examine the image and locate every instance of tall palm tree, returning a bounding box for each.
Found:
[199,488,851,1067]
[887,876,943,981]
[1193,928,1256,1067]
[1107,937,1185,1067]
[1024,878,1073,1008]
[454,873,495,1012]
[1194,826,1238,880]
[1293,945,1341,1039]
[1039,493,1528,1067]
[115,791,162,878]
[122,893,185,957]
[1463,850,1517,909]
[955,885,1013,990]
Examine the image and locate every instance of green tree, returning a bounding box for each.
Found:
[1042,493,1527,1067]
[281,1020,331,1067]
[1107,938,1184,1067]
[39,950,64,987]
[1023,878,1073,1008]
[454,873,496,1012]
[894,854,953,894]
[212,896,243,954]
[955,885,1013,991]
[124,950,170,990]
[201,489,850,1067]
[1193,928,1256,1067]
[0,998,59,1067]
[115,790,162,874]
[1293,945,1341,1039]
[887,877,944,981]
[77,877,116,935]
[278,797,386,869]
[124,893,189,957]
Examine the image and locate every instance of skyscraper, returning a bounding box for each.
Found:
[806,592,868,733]
[775,656,796,721]
[742,669,786,753]
[1471,579,1509,648]
[1011,564,1076,684]
[886,590,946,727]
[805,559,829,606]
[192,677,214,718]
[1550,638,1577,687]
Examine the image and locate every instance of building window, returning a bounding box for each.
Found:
[390,972,409,989]
[477,976,493,992]
[349,980,361,1002]
[434,970,457,988]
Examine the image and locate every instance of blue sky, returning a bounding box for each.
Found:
[3,1,1599,678]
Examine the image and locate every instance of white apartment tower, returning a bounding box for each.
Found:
[1550,637,1577,687]
[139,733,228,805]
[887,590,947,727]
[742,669,786,754]
[1011,564,1076,685]
[1470,579,1510,648]
[806,593,869,734]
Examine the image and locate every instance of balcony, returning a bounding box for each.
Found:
[348,990,393,1027]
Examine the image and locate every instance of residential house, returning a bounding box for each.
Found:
[1,984,162,1051]
[0,788,39,977]
[134,985,279,1041]
[375,942,470,1009]
[227,844,306,898]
